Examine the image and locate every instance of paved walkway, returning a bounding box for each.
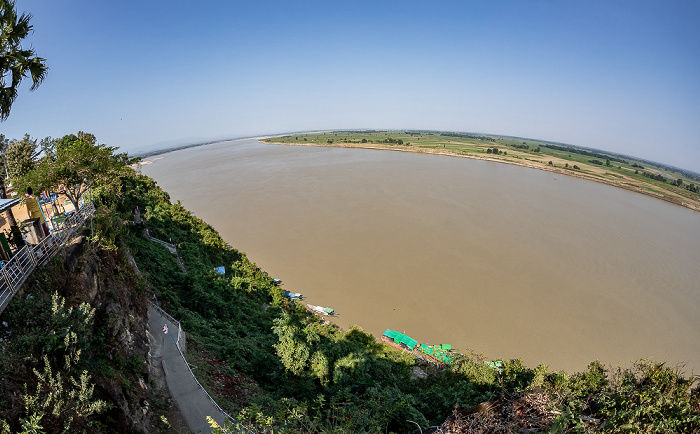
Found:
[148,305,225,433]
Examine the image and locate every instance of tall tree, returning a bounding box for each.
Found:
[39,135,54,161]
[0,0,48,121]
[18,132,136,210]
[0,133,19,238]
[5,133,39,180]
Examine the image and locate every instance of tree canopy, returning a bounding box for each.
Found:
[11,132,136,208]
[4,133,38,180]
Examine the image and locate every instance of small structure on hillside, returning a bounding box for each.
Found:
[0,198,21,259]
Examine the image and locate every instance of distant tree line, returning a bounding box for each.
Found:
[551,161,582,170]
[667,177,699,193]
[383,137,404,145]
[598,152,700,183]
[588,159,615,167]
[334,130,384,134]
[642,172,668,183]
[486,148,506,155]
[542,144,629,164]
[510,143,530,150]
[442,132,496,142]
[640,161,700,183]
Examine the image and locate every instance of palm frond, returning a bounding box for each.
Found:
[0,0,46,121]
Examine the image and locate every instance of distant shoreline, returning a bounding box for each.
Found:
[135,135,276,159]
[263,139,700,214]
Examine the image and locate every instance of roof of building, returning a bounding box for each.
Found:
[0,198,20,213]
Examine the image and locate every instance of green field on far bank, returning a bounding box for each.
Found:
[263,130,700,211]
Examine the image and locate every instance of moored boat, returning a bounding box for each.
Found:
[283,291,304,300]
[307,304,336,316]
[382,329,452,366]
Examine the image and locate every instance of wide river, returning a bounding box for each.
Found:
[141,138,700,373]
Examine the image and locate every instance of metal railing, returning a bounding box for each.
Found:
[0,200,95,314]
[149,300,183,350]
[149,301,251,433]
[149,235,176,250]
[146,230,187,274]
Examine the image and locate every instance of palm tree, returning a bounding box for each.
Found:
[0,0,48,121]
[0,0,47,248]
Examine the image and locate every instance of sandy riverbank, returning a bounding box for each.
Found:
[263,140,700,214]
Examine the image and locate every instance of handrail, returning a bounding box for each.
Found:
[0,202,251,430]
[145,230,176,249]
[146,231,187,274]
[150,236,176,249]
[149,301,251,433]
[149,300,183,349]
[0,200,95,314]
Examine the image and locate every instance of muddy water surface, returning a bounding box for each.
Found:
[141,139,700,373]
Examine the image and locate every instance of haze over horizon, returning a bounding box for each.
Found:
[3,1,699,172]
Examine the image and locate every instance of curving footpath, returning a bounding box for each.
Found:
[148,305,225,433]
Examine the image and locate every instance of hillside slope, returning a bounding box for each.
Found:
[0,232,183,432]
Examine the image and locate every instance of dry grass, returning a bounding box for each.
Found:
[433,392,566,433]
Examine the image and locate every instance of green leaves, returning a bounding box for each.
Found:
[0,0,48,121]
[6,132,136,219]
[272,314,311,376]
[4,133,39,183]
[594,360,700,432]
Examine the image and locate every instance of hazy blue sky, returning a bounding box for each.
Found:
[3,1,699,170]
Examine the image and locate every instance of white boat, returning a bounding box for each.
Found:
[307,304,336,316]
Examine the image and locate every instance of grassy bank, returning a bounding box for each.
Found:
[262,131,700,213]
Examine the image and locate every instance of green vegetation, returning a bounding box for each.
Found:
[14,294,108,432]
[9,132,133,210]
[0,235,149,432]
[0,134,170,433]
[0,131,699,432]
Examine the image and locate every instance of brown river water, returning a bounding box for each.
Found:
[141,138,700,374]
